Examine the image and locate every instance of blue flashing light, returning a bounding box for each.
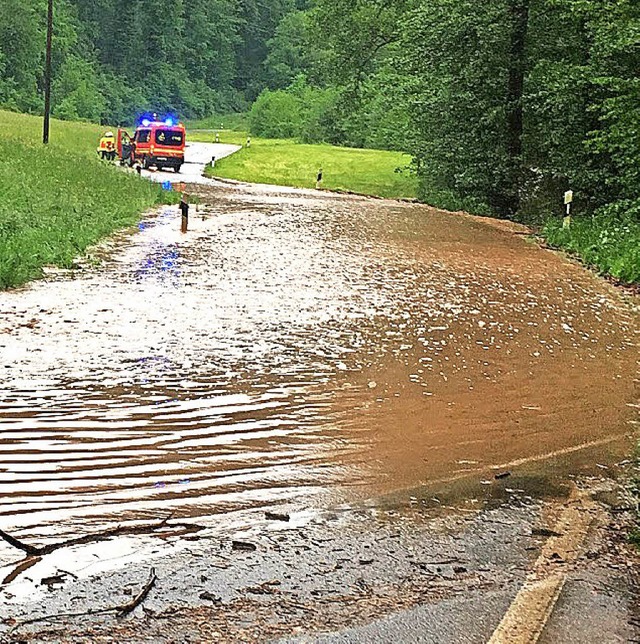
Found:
[137,112,180,128]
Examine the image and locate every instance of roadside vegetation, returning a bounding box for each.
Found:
[543,210,640,284]
[194,132,417,200]
[0,110,171,289]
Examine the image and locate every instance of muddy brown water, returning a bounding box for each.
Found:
[0,183,637,555]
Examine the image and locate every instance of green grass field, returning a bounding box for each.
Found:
[543,213,640,284]
[0,110,172,288]
[193,130,251,148]
[192,131,418,200]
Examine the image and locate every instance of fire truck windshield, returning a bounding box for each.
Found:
[155,130,184,146]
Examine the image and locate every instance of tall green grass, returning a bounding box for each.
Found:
[543,211,640,284]
[194,133,418,200]
[0,110,171,288]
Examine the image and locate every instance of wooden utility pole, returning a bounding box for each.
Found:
[43,0,54,144]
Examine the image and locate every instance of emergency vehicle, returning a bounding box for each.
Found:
[118,116,186,173]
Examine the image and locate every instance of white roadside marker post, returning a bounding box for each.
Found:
[563,190,574,229]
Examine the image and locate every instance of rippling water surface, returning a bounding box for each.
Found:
[0,183,637,549]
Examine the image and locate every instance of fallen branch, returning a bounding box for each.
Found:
[116,568,157,617]
[0,516,204,557]
[9,568,157,632]
[1,556,41,585]
[0,529,40,556]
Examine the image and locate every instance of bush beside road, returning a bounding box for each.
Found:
[543,209,640,285]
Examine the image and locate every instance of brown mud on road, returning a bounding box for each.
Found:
[0,181,638,640]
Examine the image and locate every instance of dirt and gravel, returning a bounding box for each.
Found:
[0,176,638,642]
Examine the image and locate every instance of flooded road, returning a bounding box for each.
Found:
[0,182,637,557]
[140,141,240,185]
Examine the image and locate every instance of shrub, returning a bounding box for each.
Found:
[543,200,640,284]
[249,89,304,139]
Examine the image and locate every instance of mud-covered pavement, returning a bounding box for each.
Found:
[0,180,638,642]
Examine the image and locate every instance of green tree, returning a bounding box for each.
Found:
[249,87,304,138]
[184,0,240,91]
[53,56,105,121]
[264,11,318,89]
[398,0,515,212]
[235,0,296,98]
[0,0,42,111]
[582,0,639,205]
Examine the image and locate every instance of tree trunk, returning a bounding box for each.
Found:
[504,0,530,216]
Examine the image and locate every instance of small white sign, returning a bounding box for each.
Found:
[564,190,574,205]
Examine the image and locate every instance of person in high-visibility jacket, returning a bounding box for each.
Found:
[97,131,116,161]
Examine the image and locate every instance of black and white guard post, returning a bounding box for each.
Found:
[180,194,189,233]
[563,190,573,229]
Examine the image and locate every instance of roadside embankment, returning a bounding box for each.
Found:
[0,110,173,289]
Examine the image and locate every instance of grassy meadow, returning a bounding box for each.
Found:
[0,110,171,288]
[192,131,418,200]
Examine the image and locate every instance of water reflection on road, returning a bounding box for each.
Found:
[0,182,637,549]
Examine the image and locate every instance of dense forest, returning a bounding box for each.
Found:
[0,0,638,269]
[252,1,638,222]
[0,0,308,123]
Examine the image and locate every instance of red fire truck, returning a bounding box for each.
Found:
[118,117,186,173]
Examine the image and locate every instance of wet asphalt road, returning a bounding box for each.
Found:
[0,180,636,542]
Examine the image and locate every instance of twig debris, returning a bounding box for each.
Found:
[0,516,204,557]
[9,568,157,632]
